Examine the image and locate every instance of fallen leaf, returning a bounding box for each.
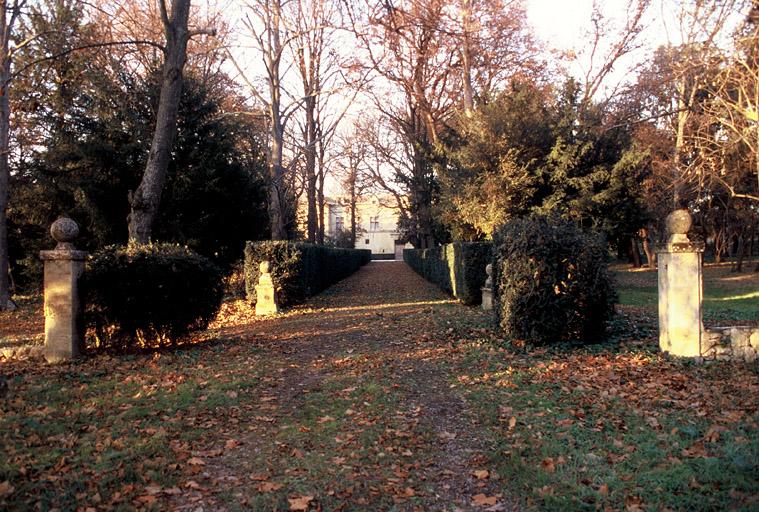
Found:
[187,457,205,466]
[438,431,457,441]
[0,481,14,498]
[540,458,555,473]
[473,470,490,480]
[258,482,283,492]
[472,493,498,506]
[598,483,609,495]
[288,495,314,510]
[250,473,270,481]
[508,416,517,430]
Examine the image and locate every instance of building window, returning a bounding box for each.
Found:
[365,239,370,244]
[335,216,344,231]
[370,216,379,231]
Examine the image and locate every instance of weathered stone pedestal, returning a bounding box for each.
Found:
[657,210,704,358]
[481,263,493,311]
[255,261,280,316]
[40,218,87,363]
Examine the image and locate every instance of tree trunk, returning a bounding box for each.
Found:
[0,56,10,310]
[316,136,326,244]
[734,235,746,272]
[349,174,357,248]
[629,237,642,268]
[128,0,192,243]
[304,95,317,243]
[460,0,474,116]
[0,2,14,310]
[266,0,287,241]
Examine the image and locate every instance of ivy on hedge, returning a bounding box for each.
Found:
[81,243,224,351]
[403,242,492,305]
[493,215,617,344]
[244,242,371,307]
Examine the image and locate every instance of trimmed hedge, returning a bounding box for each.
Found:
[82,243,224,351]
[493,215,616,344]
[403,242,492,305]
[244,241,371,306]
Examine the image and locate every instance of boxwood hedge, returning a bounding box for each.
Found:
[244,242,371,307]
[403,242,492,305]
[81,243,224,351]
[493,215,616,344]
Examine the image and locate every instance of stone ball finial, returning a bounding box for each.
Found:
[259,260,271,274]
[665,209,692,236]
[485,263,493,276]
[50,217,79,247]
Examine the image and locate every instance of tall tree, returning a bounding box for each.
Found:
[0,0,28,310]
[127,0,215,243]
[234,0,296,240]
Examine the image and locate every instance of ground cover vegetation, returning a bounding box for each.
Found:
[0,263,756,510]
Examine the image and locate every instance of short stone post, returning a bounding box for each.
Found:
[255,261,280,316]
[481,263,493,311]
[39,217,88,363]
[657,209,704,358]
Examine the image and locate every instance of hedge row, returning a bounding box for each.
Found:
[403,242,492,305]
[82,243,224,351]
[244,241,371,306]
[493,215,616,344]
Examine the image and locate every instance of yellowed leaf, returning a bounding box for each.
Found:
[288,495,314,510]
[0,481,14,498]
[472,493,498,506]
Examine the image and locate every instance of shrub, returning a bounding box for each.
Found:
[493,216,616,344]
[82,243,224,351]
[244,242,371,306]
[403,242,492,305]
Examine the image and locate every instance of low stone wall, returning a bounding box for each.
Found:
[702,327,759,363]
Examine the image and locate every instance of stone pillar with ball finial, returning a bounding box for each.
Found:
[657,209,705,357]
[39,217,88,363]
[255,261,280,316]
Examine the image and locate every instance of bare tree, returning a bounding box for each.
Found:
[289,0,339,243]
[233,0,308,240]
[127,0,216,243]
[691,4,758,203]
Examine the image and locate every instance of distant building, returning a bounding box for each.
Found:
[300,195,412,259]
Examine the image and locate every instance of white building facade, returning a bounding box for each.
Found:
[321,196,412,258]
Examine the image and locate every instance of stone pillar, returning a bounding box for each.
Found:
[39,217,88,363]
[481,263,493,311]
[657,209,704,358]
[255,261,280,316]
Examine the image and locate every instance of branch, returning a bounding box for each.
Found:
[158,0,171,30]
[9,40,166,83]
[189,27,217,38]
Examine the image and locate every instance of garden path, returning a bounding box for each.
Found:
[173,261,512,511]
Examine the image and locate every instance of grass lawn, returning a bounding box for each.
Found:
[0,261,757,510]
[613,261,759,322]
